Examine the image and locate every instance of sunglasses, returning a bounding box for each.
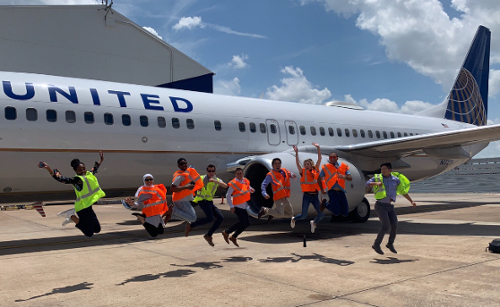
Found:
[207,170,216,173]
[145,178,153,181]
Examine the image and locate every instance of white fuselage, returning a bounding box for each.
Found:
[0,71,486,199]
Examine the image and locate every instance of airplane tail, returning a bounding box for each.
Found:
[444,25,491,126]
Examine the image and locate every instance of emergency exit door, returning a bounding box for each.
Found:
[266,119,281,145]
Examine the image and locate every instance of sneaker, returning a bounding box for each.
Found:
[61,217,72,227]
[204,234,214,247]
[222,230,230,244]
[258,207,266,219]
[121,199,131,209]
[185,222,192,237]
[267,215,274,224]
[290,217,296,229]
[372,244,384,255]
[229,236,239,247]
[310,220,316,233]
[386,243,397,254]
[57,208,75,218]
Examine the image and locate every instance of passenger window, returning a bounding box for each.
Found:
[214,120,222,131]
[122,114,131,126]
[239,122,246,132]
[310,126,316,136]
[270,124,277,134]
[5,106,16,120]
[352,129,358,137]
[337,128,342,137]
[368,130,373,138]
[410,133,413,136]
[140,116,148,127]
[288,125,295,135]
[84,112,94,124]
[260,123,266,133]
[172,117,180,129]
[390,132,395,138]
[328,127,334,137]
[397,132,402,137]
[65,111,76,123]
[186,119,194,129]
[250,122,256,133]
[157,116,166,128]
[104,113,114,125]
[404,132,408,137]
[344,128,350,137]
[360,129,365,138]
[383,131,388,139]
[299,126,306,135]
[375,131,381,138]
[47,109,57,122]
[26,108,37,121]
[319,127,325,136]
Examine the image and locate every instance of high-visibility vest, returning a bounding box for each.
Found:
[171,168,203,201]
[228,178,251,205]
[137,184,168,217]
[73,171,105,212]
[373,172,411,200]
[267,168,291,201]
[193,175,220,202]
[321,163,349,190]
[300,168,320,193]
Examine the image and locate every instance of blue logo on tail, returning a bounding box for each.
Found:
[445,26,490,126]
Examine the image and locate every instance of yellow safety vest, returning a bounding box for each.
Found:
[73,171,106,212]
[193,175,220,202]
[373,172,410,200]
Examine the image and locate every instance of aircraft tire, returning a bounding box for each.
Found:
[349,197,370,223]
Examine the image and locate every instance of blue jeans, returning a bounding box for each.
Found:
[326,189,349,217]
[190,200,224,236]
[172,201,197,223]
[294,193,324,224]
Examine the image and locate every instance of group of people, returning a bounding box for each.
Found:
[39,144,416,254]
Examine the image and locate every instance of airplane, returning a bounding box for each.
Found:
[0,25,496,223]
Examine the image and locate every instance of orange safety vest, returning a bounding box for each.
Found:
[228,178,251,205]
[300,168,320,193]
[137,184,168,217]
[171,168,203,201]
[268,168,291,201]
[321,163,349,190]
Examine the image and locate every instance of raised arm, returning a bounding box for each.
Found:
[312,142,322,170]
[293,145,303,175]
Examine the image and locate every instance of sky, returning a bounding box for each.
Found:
[2,0,500,157]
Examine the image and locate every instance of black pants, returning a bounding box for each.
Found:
[143,222,165,237]
[225,207,249,238]
[190,200,224,236]
[75,206,101,237]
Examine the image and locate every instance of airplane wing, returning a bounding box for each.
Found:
[331,124,500,159]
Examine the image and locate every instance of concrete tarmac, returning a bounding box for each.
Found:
[1,193,500,307]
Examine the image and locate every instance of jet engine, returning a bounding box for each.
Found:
[241,152,370,222]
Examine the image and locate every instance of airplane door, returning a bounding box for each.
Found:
[266,119,281,146]
[285,120,298,146]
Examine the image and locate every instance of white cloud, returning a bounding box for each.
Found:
[489,69,500,97]
[265,66,331,104]
[344,94,435,114]
[310,0,500,91]
[213,77,241,96]
[173,16,205,31]
[142,26,163,40]
[228,54,249,69]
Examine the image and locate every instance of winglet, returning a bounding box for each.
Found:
[32,201,46,217]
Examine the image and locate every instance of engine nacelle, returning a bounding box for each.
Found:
[242,152,370,222]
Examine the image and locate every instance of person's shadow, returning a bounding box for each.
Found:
[15,282,93,302]
[117,269,196,285]
[370,257,419,264]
